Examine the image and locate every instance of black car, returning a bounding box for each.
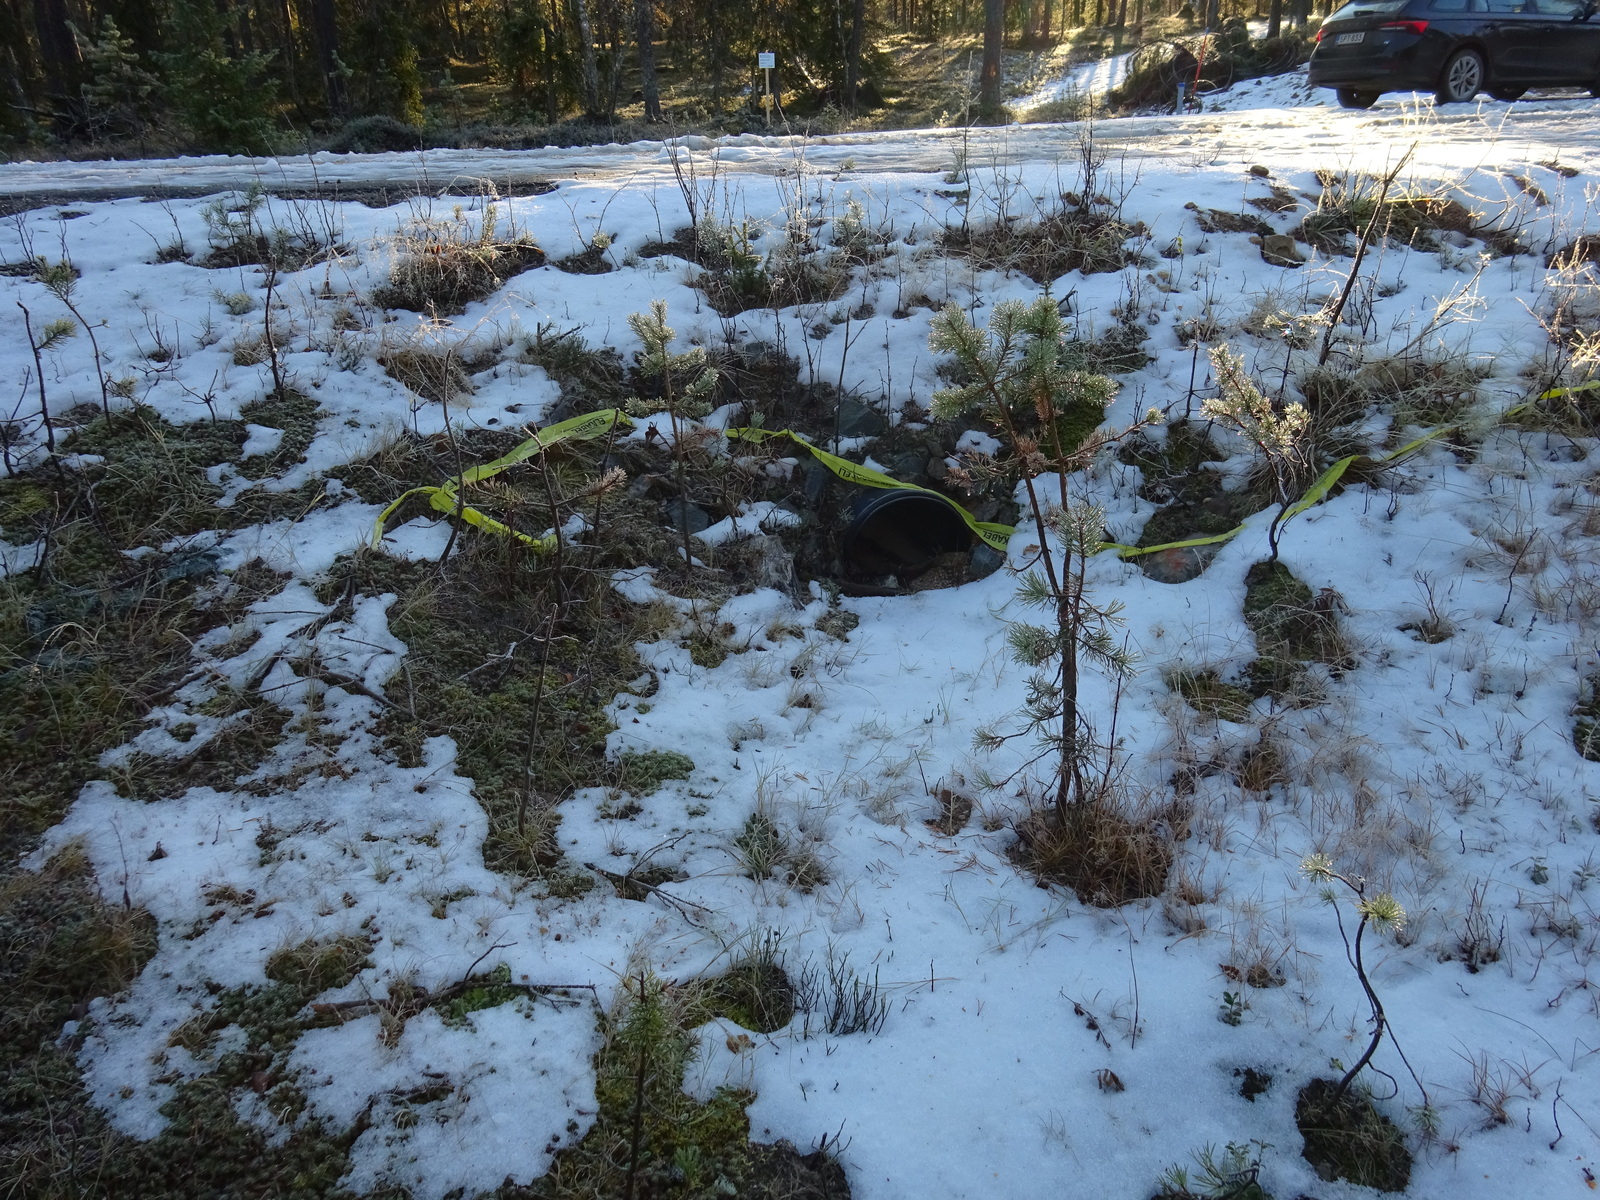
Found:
[1309,0,1600,108]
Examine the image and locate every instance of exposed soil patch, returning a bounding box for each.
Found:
[373,237,546,314]
[1242,559,1352,696]
[1296,1078,1412,1192]
[941,205,1147,286]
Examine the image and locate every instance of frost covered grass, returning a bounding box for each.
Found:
[4,107,1600,1200]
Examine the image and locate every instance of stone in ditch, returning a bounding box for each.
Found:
[747,534,797,594]
[969,542,1006,577]
[1261,234,1306,268]
[835,398,889,438]
[662,498,712,535]
[887,450,930,482]
[1139,543,1217,584]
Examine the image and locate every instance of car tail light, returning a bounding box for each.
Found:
[1314,26,1326,41]
[1379,19,1429,33]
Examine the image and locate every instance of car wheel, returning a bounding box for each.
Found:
[1336,88,1381,109]
[1488,85,1527,101]
[1437,49,1485,103]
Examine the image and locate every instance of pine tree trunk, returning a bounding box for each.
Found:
[31,0,79,105]
[275,0,301,107]
[1267,0,1281,36]
[979,0,1004,119]
[310,0,346,118]
[635,0,661,120]
[573,0,601,116]
[846,0,866,108]
[1023,0,1042,45]
[546,0,562,120]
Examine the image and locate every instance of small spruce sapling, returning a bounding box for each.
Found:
[930,296,1158,822]
[626,300,718,568]
[1203,346,1312,563]
[1301,854,1407,1102]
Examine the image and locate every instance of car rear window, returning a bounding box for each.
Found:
[1429,0,1469,10]
[1327,0,1409,15]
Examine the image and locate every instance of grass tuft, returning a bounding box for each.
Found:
[1011,797,1177,907]
[1295,1078,1412,1192]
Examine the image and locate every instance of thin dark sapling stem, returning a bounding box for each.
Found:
[1318,147,1415,368]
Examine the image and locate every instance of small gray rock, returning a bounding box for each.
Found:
[661,498,712,535]
[887,450,930,482]
[1138,542,1219,584]
[803,461,832,506]
[747,534,798,594]
[969,542,1006,577]
[835,398,889,438]
[1261,234,1306,268]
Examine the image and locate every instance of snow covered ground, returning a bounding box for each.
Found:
[6,97,1600,1199]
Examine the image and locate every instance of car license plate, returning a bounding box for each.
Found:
[1335,31,1365,43]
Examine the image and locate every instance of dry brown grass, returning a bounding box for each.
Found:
[1011,792,1185,907]
[372,201,545,316]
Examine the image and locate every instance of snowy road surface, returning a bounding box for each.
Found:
[4,93,1600,203]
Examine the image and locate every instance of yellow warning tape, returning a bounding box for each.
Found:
[1103,424,1454,560]
[725,426,1016,552]
[370,408,632,550]
[1538,381,1600,403]
[375,405,1476,566]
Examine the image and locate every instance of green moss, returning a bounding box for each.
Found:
[693,934,796,1034]
[1295,1078,1412,1192]
[1051,398,1108,455]
[619,750,695,794]
[264,934,373,994]
[1169,670,1254,723]
[439,963,522,1026]
[518,974,849,1200]
[1241,560,1351,697]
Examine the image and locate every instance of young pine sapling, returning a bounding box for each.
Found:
[626,300,718,568]
[930,296,1158,823]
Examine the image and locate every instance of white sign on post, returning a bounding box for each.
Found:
[758,52,775,69]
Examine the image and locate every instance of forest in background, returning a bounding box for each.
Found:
[1,0,1327,159]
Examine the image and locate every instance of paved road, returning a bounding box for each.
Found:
[3,97,1596,207]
